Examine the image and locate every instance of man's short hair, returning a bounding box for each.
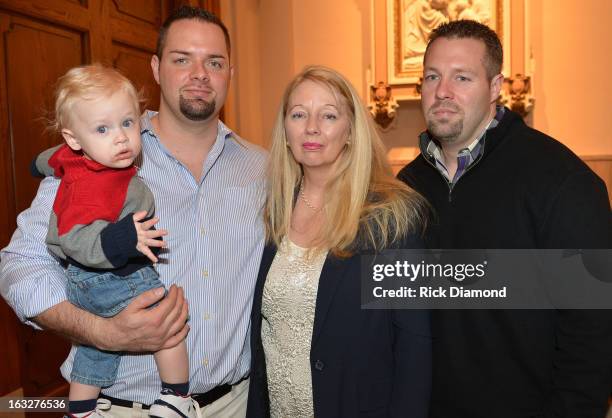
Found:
[426,20,503,79]
[156,6,231,59]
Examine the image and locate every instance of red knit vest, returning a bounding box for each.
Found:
[49,145,137,236]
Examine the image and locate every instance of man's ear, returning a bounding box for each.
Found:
[61,129,81,151]
[490,73,504,103]
[151,55,161,85]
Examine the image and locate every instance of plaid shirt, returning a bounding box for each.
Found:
[420,106,505,184]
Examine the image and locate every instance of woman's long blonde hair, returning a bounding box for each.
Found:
[265,65,427,257]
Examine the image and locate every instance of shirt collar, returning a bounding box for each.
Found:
[139,110,247,183]
[140,110,237,144]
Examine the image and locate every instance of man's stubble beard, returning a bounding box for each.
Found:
[427,117,464,144]
[425,101,464,144]
[179,96,216,121]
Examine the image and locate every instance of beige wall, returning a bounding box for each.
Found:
[221,0,295,147]
[291,0,371,97]
[222,0,371,147]
[530,0,612,156]
[223,0,612,157]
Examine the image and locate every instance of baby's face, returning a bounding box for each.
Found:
[63,89,141,169]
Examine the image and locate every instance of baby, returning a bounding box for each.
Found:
[32,64,196,418]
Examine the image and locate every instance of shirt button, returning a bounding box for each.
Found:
[204,313,210,320]
[200,227,206,236]
[314,360,324,371]
[202,269,209,277]
[203,358,209,366]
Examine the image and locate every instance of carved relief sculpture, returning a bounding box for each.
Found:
[401,0,449,72]
[499,74,535,117]
[368,82,399,129]
[387,0,499,91]
[376,0,534,117]
[400,0,491,72]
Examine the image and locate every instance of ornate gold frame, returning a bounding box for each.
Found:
[382,0,510,99]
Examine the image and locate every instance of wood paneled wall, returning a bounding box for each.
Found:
[0,0,219,407]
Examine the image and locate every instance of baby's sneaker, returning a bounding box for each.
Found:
[149,389,200,418]
[65,398,112,418]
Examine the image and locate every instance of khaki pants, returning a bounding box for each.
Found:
[101,378,249,418]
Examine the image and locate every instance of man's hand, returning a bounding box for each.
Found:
[133,211,167,263]
[97,285,189,352]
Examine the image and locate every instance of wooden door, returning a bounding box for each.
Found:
[0,0,220,407]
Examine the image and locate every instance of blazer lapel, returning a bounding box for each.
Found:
[259,244,277,278]
[252,244,277,320]
[311,254,350,347]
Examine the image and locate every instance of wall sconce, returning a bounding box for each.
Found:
[368,81,399,129]
[500,74,535,118]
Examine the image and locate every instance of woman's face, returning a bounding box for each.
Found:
[284,80,351,174]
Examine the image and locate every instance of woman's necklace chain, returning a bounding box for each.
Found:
[299,179,323,213]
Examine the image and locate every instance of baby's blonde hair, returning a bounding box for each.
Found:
[52,64,140,132]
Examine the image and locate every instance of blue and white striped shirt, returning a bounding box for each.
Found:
[0,111,267,404]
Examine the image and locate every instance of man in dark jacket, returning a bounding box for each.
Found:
[398,20,612,418]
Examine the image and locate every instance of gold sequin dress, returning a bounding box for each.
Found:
[261,238,328,418]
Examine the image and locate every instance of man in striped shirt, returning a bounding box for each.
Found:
[0,6,266,417]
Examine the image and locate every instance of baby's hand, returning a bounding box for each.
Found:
[133,211,168,263]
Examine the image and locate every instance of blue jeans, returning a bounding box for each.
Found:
[66,265,164,387]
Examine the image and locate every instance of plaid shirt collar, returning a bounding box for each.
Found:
[420,105,505,183]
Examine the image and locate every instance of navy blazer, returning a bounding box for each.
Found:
[246,234,432,418]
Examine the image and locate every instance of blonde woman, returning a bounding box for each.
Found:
[247,66,432,418]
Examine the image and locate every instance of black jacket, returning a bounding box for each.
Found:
[247,234,432,418]
[398,108,612,418]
